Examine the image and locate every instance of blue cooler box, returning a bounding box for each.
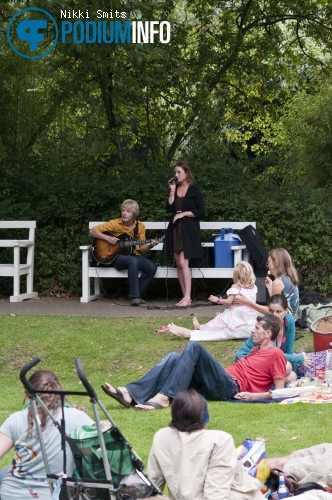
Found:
[214,229,238,268]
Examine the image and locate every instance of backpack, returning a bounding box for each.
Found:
[237,225,269,275]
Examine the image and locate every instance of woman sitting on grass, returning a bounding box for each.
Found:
[167,261,258,341]
[234,248,299,319]
[0,370,93,500]
[147,389,266,500]
[235,294,312,384]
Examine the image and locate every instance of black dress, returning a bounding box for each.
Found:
[164,184,206,260]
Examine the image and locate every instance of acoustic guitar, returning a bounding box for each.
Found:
[92,231,165,265]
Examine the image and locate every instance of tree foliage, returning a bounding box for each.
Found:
[0,0,332,296]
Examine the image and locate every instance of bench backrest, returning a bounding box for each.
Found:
[0,221,36,247]
[88,221,256,231]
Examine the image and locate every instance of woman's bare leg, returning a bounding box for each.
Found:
[193,317,200,329]
[174,251,191,304]
[174,252,186,299]
[167,322,191,339]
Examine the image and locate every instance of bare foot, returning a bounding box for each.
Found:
[135,393,170,410]
[167,322,191,339]
[103,383,133,405]
[192,316,200,330]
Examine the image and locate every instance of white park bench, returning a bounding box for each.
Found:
[0,221,38,302]
[80,221,256,303]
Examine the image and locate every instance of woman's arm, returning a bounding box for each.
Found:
[266,276,285,296]
[147,439,166,492]
[283,315,304,367]
[190,185,206,218]
[0,432,14,460]
[234,292,269,314]
[172,211,196,223]
[204,433,238,499]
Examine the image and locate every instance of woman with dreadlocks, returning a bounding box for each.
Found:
[0,369,93,499]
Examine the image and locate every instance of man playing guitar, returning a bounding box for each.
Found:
[89,199,159,306]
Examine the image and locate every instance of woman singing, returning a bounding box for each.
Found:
[164,162,206,308]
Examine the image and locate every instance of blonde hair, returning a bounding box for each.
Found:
[269,248,299,285]
[233,261,256,287]
[121,199,139,219]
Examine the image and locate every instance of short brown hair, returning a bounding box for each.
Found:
[170,389,208,432]
[256,314,281,341]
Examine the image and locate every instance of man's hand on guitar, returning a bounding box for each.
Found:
[150,237,159,248]
[106,235,119,245]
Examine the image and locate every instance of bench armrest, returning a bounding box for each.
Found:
[0,240,34,248]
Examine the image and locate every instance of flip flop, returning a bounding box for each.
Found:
[101,384,132,408]
[134,401,169,411]
[154,326,169,334]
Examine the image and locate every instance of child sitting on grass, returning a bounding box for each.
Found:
[168,261,258,341]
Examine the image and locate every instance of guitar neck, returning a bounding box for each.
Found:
[124,239,152,247]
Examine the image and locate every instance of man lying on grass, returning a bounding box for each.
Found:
[102,314,286,410]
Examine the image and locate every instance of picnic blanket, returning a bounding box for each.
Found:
[228,398,288,403]
[280,393,332,404]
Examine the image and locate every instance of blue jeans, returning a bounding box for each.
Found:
[126,343,239,403]
[112,255,157,298]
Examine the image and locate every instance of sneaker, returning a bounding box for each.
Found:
[131,297,146,306]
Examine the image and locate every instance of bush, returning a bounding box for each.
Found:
[1,155,331,296]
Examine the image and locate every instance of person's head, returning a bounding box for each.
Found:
[26,370,65,435]
[233,261,256,287]
[121,199,139,220]
[267,248,299,285]
[174,161,194,185]
[252,314,281,344]
[170,389,209,432]
[268,294,288,321]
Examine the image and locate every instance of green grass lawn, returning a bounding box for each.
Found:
[1,314,330,471]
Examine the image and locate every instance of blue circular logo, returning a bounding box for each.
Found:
[7,7,58,59]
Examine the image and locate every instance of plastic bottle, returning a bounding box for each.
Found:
[271,492,279,499]
[277,475,289,498]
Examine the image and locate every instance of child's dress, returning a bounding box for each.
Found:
[190,285,258,341]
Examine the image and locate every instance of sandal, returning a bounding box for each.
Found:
[101,385,132,408]
[154,326,170,334]
[176,299,192,308]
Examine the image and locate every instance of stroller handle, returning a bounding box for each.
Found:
[20,357,41,392]
[75,358,98,400]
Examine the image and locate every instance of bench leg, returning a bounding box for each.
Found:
[80,250,102,303]
[10,246,38,302]
[233,248,243,266]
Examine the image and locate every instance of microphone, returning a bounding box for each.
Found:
[168,177,177,185]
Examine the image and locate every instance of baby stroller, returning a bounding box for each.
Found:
[20,357,164,500]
